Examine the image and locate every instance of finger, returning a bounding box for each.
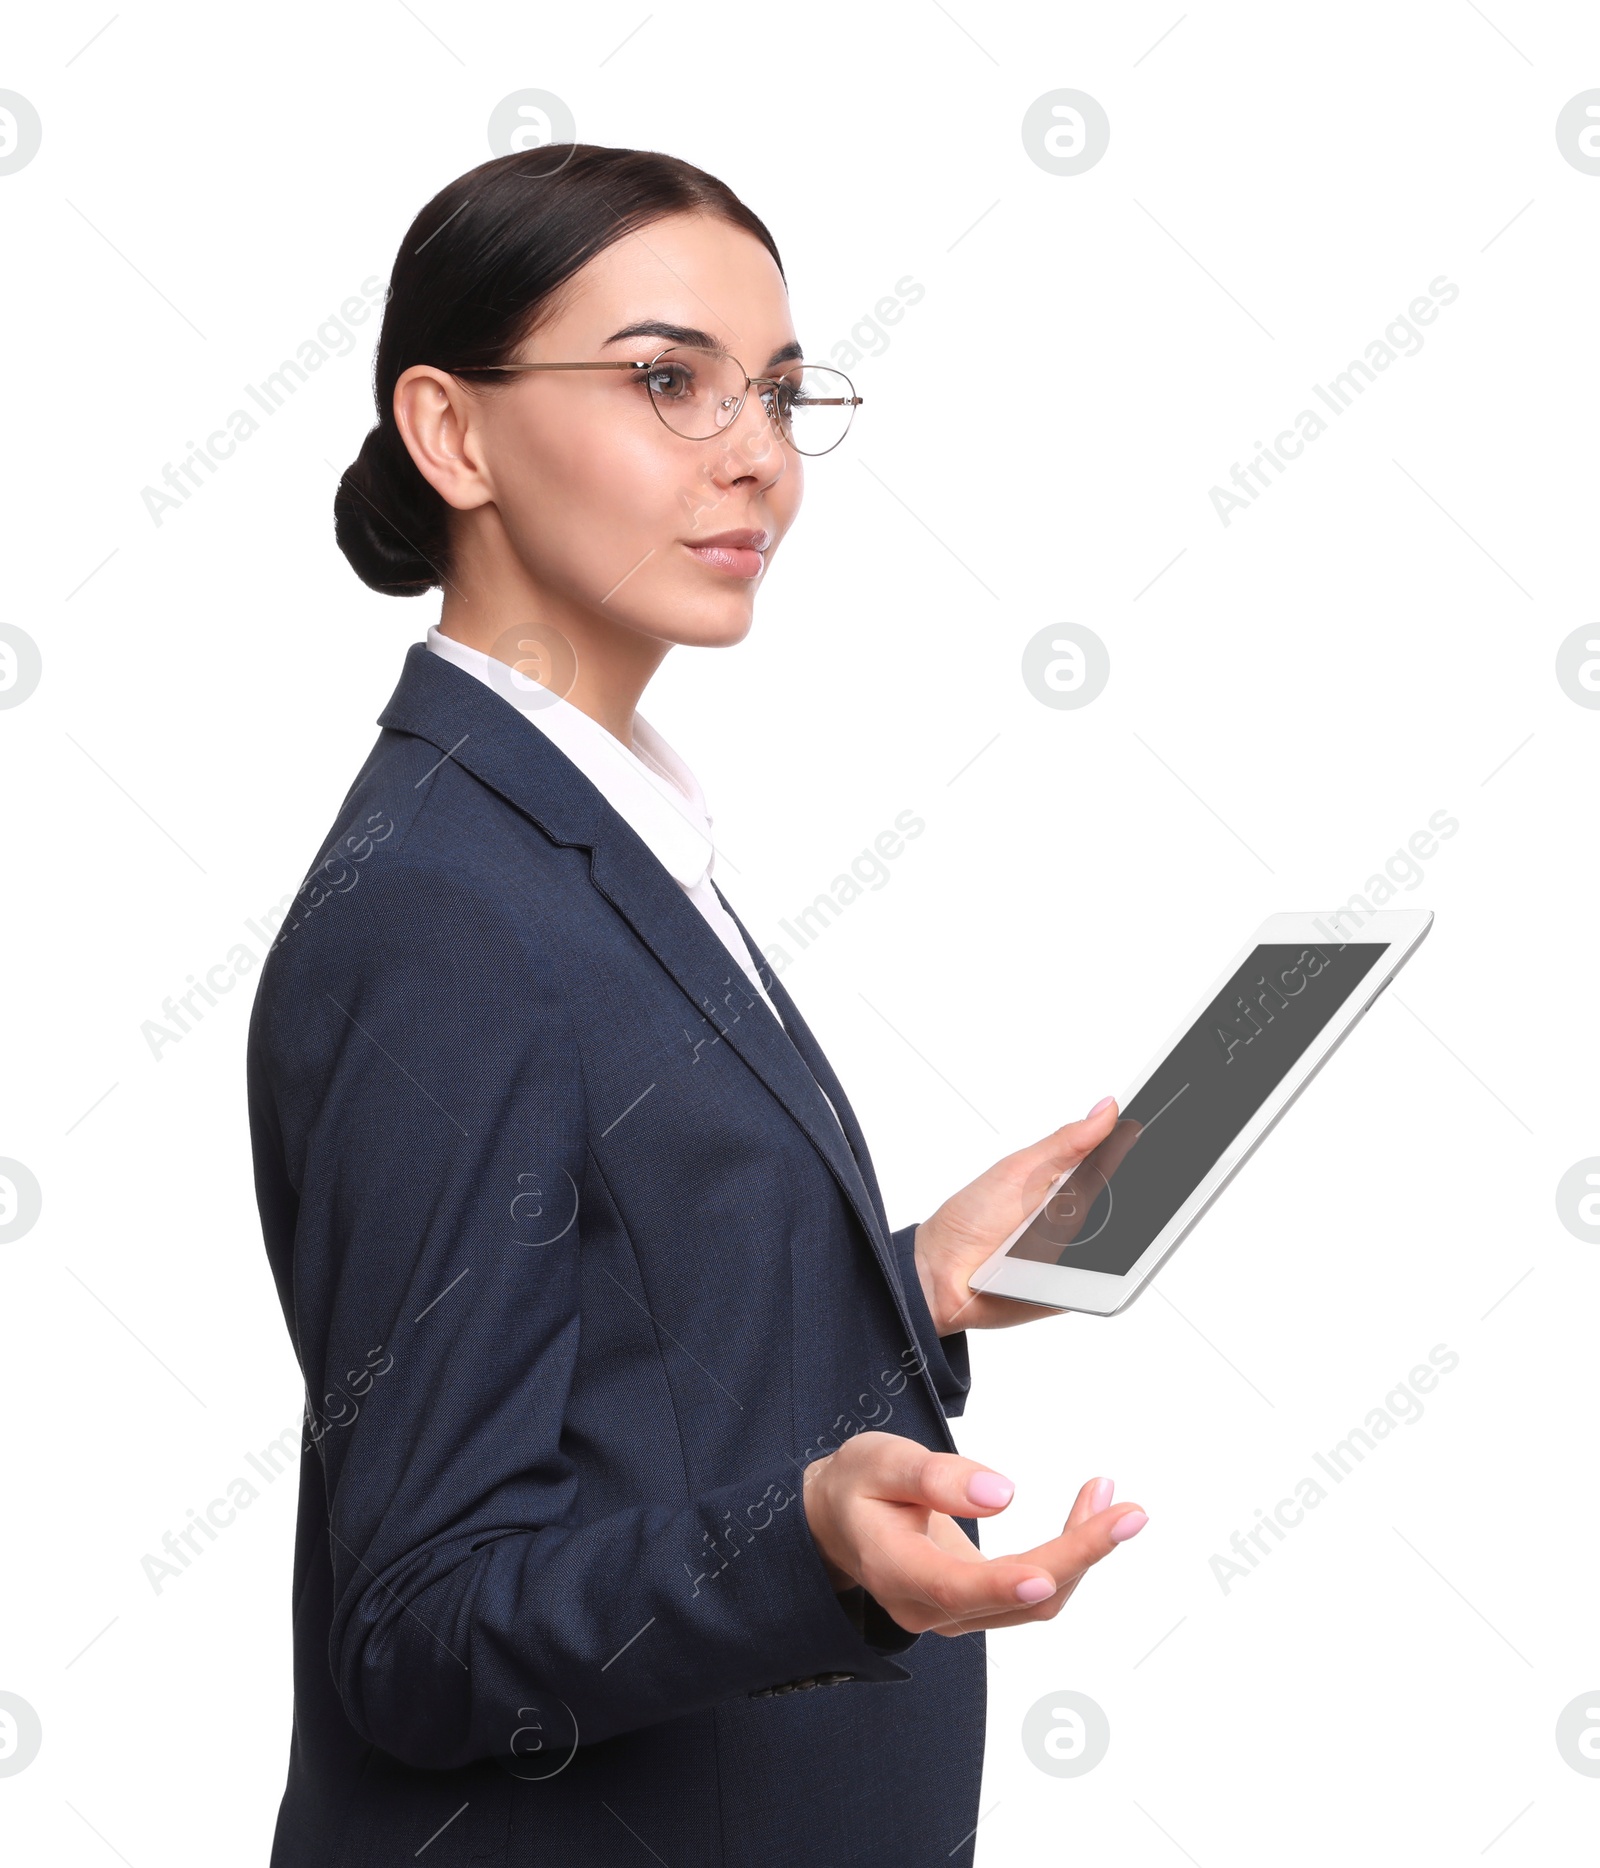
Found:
[1092,1115,1143,1177]
[961,1591,1088,1631]
[1012,1100,1124,1216]
[862,1494,1150,1628]
[851,1434,1023,1522]
[992,1501,1147,1597]
[972,1523,1137,1627]
[1005,1475,1110,1599]
[856,1514,1096,1634]
[1038,1097,1122,1169]
[999,1501,1148,1593]
[931,1477,1109,1583]
[1038,1118,1147,1247]
[970,1503,1148,1628]
[1072,1115,1143,1204]
[1065,1475,1113,1530]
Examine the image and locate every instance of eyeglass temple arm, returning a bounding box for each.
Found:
[467,361,649,373]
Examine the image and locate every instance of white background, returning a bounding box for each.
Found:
[2,2,1597,1861]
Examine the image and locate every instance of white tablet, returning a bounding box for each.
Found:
[967,910,1433,1316]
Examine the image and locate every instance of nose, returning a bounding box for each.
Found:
[705,382,789,492]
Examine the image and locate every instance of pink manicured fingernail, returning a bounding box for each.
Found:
[967,1471,1015,1509]
[1109,1509,1147,1543]
[1015,1576,1055,1602]
[1087,1095,1115,1116]
[1091,1477,1114,1512]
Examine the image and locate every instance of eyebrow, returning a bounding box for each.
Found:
[602,319,804,371]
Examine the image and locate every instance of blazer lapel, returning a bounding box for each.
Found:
[375,646,922,1350]
[590,847,950,1444]
[708,883,894,1248]
[709,888,959,1451]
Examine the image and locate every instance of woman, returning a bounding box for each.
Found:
[246,142,1146,1867]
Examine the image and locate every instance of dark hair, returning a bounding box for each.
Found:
[334,144,785,596]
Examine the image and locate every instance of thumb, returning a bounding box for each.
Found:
[1014,1096,1119,1207]
[864,1440,1022,1520]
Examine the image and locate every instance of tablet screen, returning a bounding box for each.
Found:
[1005,942,1387,1277]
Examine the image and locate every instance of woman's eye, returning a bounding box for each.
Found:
[645,364,693,399]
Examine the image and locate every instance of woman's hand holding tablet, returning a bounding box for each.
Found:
[963,909,1433,1316]
[909,1097,1139,1334]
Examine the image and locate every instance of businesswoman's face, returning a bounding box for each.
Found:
[394,212,802,654]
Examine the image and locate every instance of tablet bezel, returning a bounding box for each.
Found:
[966,908,1434,1317]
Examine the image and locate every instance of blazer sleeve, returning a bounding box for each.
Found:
[889,1222,971,1418]
[248,858,919,1772]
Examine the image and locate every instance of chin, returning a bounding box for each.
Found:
[659,589,758,649]
[680,611,757,650]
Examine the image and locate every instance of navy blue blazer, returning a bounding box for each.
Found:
[246,643,985,1866]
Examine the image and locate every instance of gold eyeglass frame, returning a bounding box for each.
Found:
[455,344,864,456]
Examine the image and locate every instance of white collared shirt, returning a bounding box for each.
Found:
[424,623,792,1029]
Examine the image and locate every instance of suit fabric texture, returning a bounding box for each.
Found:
[245,643,986,1865]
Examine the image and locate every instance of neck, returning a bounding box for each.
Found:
[436,528,669,748]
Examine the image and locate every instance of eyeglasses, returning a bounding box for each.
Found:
[456,344,863,457]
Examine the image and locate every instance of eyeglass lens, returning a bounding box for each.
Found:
[643,347,856,455]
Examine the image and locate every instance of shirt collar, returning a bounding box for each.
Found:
[424,625,715,889]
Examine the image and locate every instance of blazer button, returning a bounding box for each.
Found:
[750,1669,858,1696]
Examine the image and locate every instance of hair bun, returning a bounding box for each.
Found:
[333,425,445,596]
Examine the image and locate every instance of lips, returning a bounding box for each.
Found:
[682,527,770,580]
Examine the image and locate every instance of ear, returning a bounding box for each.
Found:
[393,365,495,513]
